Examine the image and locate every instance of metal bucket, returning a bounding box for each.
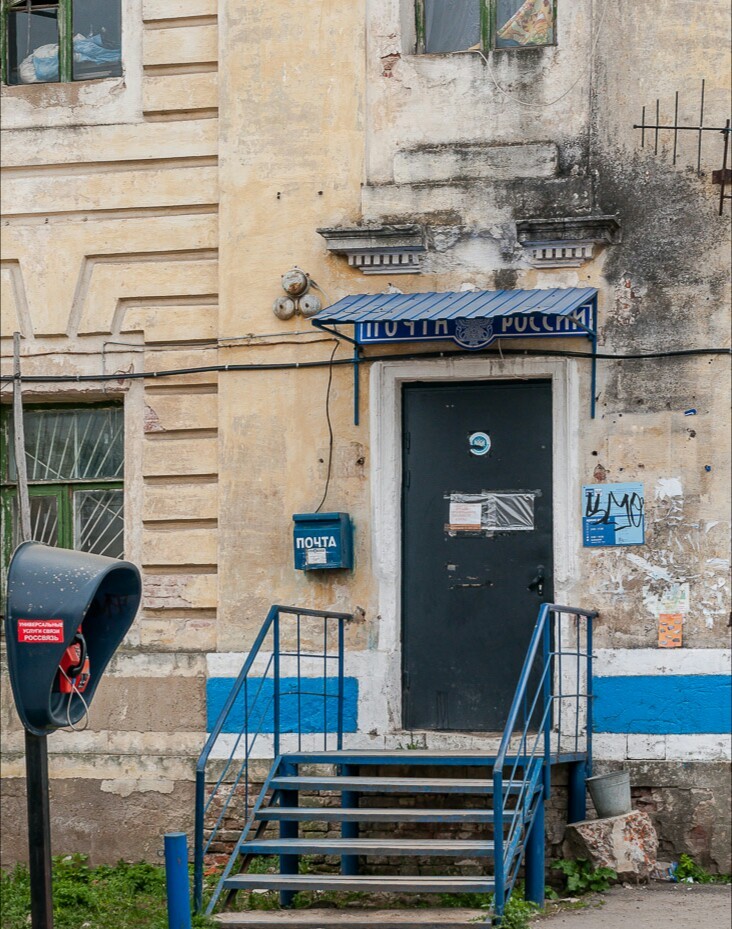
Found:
[586,770,632,818]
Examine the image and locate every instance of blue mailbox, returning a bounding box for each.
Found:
[293,512,353,571]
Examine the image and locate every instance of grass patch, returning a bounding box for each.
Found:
[551,859,617,895]
[0,854,215,929]
[675,854,732,885]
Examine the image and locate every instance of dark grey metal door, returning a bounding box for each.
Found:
[402,380,553,731]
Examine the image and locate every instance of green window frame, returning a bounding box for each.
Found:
[1,404,124,589]
[1,0,122,85]
[415,0,556,54]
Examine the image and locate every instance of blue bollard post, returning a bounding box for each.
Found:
[165,833,192,929]
[524,793,545,908]
[568,760,587,824]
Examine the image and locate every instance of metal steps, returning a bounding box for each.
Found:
[215,761,522,905]
[270,775,506,794]
[255,807,495,823]
[281,750,501,766]
[222,874,495,894]
[238,838,495,857]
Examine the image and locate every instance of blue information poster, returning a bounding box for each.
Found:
[582,482,645,547]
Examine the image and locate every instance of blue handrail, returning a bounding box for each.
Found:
[492,604,596,922]
[193,604,352,912]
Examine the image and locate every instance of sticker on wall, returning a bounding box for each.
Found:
[582,482,645,547]
[658,583,690,615]
[658,613,683,648]
[469,432,492,456]
[446,491,536,535]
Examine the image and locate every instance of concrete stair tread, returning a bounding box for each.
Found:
[214,908,487,928]
[239,838,495,856]
[255,807,495,823]
[222,874,495,893]
[270,776,510,794]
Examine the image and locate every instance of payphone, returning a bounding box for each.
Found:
[5,541,141,735]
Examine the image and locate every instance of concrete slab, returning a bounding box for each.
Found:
[214,884,732,929]
[215,910,484,929]
[538,882,732,928]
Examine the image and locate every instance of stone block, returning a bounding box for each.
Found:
[393,142,558,184]
[564,810,659,881]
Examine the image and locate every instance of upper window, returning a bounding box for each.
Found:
[1,406,125,584]
[416,0,555,54]
[1,0,121,85]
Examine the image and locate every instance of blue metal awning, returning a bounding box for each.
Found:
[314,286,598,326]
[312,287,600,423]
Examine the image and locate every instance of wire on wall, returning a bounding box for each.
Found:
[1,345,729,386]
[314,341,339,514]
[457,0,610,110]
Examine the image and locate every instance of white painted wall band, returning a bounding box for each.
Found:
[594,648,731,677]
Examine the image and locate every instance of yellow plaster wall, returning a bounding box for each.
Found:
[0,0,222,823]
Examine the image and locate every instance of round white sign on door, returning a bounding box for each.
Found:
[469,432,491,456]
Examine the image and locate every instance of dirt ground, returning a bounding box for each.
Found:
[538,882,732,928]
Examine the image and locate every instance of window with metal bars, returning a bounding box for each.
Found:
[1,405,124,585]
[1,0,121,85]
[414,0,555,54]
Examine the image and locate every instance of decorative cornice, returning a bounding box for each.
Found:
[317,224,426,275]
[516,215,621,268]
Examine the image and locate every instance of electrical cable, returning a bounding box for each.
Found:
[455,0,610,109]
[2,345,729,384]
[314,341,339,514]
[58,666,91,733]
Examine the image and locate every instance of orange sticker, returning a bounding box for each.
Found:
[658,613,683,649]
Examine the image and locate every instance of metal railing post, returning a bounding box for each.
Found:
[192,770,205,912]
[273,611,281,759]
[492,769,505,923]
[194,606,352,915]
[337,617,345,750]
[542,609,552,800]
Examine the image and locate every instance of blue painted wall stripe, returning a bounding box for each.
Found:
[593,675,731,734]
[206,676,358,734]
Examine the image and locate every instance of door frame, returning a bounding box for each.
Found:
[369,355,583,744]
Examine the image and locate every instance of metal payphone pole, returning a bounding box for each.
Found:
[14,332,54,929]
[25,733,54,929]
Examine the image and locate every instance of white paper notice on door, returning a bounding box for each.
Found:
[446,491,537,535]
[448,501,483,531]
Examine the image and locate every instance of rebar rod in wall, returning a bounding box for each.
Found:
[633,79,731,212]
[698,79,706,174]
[719,119,731,216]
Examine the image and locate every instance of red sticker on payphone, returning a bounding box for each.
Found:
[17,620,65,643]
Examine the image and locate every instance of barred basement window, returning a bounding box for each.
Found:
[1,0,121,85]
[415,0,555,54]
[1,406,124,581]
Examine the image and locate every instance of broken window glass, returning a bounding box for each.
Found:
[2,0,122,84]
[5,0,61,85]
[422,0,481,54]
[74,488,124,558]
[6,407,124,482]
[72,0,121,80]
[1,406,125,596]
[496,0,555,48]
